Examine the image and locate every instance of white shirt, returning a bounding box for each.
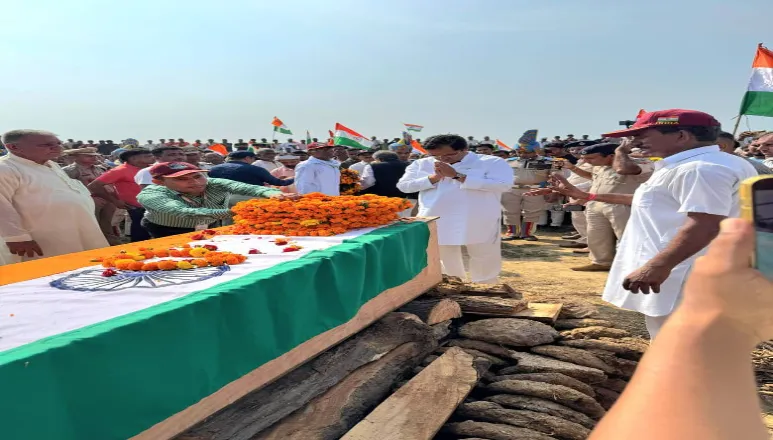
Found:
[763,157,773,169]
[603,146,757,316]
[140,143,156,150]
[360,164,376,189]
[567,161,593,192]
[0,154,108,262]
[253,160,281,172]
[294,157,341,196]
[350,161,370,175]
[134,166,153,185]
[397,153,513,246]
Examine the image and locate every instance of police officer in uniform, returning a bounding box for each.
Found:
[501,146,550,241]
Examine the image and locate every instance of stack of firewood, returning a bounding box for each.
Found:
[177,278,649,440]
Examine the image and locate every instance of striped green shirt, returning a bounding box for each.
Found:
[137,177,282,228]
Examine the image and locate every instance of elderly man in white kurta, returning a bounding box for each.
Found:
[0,130,108,263]
[294,143,341,196]
[397,134,513,283]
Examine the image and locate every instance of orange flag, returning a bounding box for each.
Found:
[208,143,228,156]
[495,139,512,151]
[636,109,647,119]
[411,139,427,154]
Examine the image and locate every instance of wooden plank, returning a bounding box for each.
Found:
[396,298,462,325]
[341,347,479,440]
[511,303,563,324]
[131,219,441,440]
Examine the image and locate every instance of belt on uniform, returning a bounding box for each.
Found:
[512,184,541,189]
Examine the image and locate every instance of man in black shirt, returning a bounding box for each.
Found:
[360,151,415,216]
[208,151,293,187]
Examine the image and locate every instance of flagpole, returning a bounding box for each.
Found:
[732,43,765,137]
[731,115,743,137]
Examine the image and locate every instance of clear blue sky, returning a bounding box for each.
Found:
[2,0,772,144]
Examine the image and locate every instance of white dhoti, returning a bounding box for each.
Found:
[438,237,502,284]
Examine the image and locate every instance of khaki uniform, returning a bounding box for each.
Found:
[586,162,654,265]
[501,159,549,236]
[566,162,594,243]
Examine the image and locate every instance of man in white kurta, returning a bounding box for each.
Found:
[397,134,513,283]
[294,143,341,196]
[0,130,108,263]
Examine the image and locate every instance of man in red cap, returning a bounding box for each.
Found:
[294,142,341,196]
[547,109,757,338]
[136,162,298,237]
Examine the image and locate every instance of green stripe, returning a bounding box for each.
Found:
[273,126,292,135]
[740,91,773,117]
[0,222,429,440]
[334,136,369,149]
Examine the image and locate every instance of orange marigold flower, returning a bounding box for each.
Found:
[154,249,170,258]
[157,260,178,270]
[128,261,145,271]
[191,259,209,267]
[114,259,135,270]
[141,262,160,271]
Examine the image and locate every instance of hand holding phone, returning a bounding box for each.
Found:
[740,175,773,279]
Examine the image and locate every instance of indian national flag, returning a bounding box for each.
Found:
[495,139,512,151]
[272,117,293,135]
[740,44,773,117]
[404,123,423,132]
[333,123,373,150]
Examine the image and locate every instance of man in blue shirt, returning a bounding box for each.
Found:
[209,151,294,223]
[209,151,294,187]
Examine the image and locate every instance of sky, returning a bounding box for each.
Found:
[2,0,773,144]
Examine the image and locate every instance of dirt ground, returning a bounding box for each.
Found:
[497,229,773,433]
[497,230,647,338]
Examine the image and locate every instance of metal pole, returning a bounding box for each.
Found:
[731,115,743,137]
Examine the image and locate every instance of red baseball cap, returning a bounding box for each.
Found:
[307,142,333,150]
[149,162,208,179]
[602,109,721,138]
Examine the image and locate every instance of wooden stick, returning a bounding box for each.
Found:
[397,298,462,325]
[446,295,528,316]
[341,347,479,440]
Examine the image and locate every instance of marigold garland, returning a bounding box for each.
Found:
[339,168,361,195]
[95,246,247,274]
[228,193,412,237]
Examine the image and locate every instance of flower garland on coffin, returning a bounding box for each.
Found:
[339,168,361,195]
[227,193,412,237]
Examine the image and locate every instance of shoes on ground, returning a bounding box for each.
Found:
[572,248,591,254]
[561,233,581,240]
[502,235,521,241]
[570,263,611,272]
[559,242,588,249]
[522,236,538,241]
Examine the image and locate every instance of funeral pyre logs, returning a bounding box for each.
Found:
[176,277,648,440]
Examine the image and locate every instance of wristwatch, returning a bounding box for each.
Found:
[452,172,466,180]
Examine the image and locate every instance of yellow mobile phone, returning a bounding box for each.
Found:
[741,175,773,277]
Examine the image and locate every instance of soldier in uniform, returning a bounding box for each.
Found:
[564,142,654,271]
[501,147,550,241]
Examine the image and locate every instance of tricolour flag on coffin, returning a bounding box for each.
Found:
[334,123,373,150]
[272,117,293,135]
[739,44,773,117]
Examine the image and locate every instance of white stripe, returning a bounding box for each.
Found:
[748,67,773,93]
[335,130,374,147]
[0,229,377,353]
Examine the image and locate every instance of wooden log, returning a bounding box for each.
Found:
[531,345,616,374]
[443,421,555,440]
[489,373,595,397]
[420,355,439,367]
[447,339,520,360]
[341,347,479,440]
[397,298,462,325]
[555,318,615,330]
[585,349,639,379]
[179,313,434,440]
[558,338,646,361]
[429,281,523,299]
[560,326,631,340]
[430,320,453,341]
[456,401,591,440]
[459,318,558,347]
[593,387,621,411]
[512,302,563,324]
[499,352,607,384]
[485,394,597,430]
[558,301,598,319]
[436,346,508,367]
[445,295,528,316]
[485,380,606,419]
[254,340,436,440]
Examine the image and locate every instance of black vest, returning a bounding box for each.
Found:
[361,161,412,198]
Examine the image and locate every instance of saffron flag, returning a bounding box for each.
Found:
[404,123,423,132]
[208,143,228,156]
[333,123,373,150]
[739,44,773,117]
[411,139,427,154]
[272,117,293,135]
[495,139,512,151]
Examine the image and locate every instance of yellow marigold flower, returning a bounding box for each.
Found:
[189,247,210,257]
[176,261,194,270]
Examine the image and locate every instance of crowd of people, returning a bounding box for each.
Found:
[2,117,773,339]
